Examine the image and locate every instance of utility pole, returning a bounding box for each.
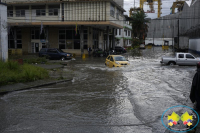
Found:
[177,19,179,51]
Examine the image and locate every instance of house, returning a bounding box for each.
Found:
[115,15,132,48]
[3,0,125,56]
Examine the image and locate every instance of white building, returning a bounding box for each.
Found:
[3,0,125,55]
[115,15,132,47]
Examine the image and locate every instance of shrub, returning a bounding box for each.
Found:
[0,61,49,86]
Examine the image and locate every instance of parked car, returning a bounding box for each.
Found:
[105,55,129,67]
[139,44,145,49]
[93,48,105,57]
[114,46,127,53]
[39,48,72,60]
[160,52,200,66]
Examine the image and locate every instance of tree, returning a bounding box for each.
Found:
[130,11,150,45]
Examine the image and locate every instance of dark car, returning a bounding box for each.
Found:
[39,48,72,60]
[114,46,127,53]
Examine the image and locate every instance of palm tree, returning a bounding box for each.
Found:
[130,11,150,42]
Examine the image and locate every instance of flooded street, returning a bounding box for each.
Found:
[0,47,197,133]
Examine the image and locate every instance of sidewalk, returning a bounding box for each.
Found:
[0,61,73,95]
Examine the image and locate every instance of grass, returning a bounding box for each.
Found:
[0,60,49,86]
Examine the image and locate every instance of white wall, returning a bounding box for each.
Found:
[145,38,173,46]
[0,4,8,61]
[189,39,200,52]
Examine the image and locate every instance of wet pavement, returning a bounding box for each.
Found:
[0,47,198,133]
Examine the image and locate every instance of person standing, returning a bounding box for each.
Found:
[88,46,92,57]
[190,62,200,110]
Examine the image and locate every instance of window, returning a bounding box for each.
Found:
[59,40,66,49]
[124,30,127,36]
[15,6,28,17]
[8,28,22,48]
[178,54,184,58]
[48,5,59,16]
[116,8,119,19]
[119,29,121,35]
[31,28,40,39]
[110,4,115,17]
[16,10,25,17]
[110,57,114,61]
[32,5,46,16]
[36,9,45,16]
[59,27,87,49]
[7,6,13,17]
[186,54,195,59]
[47,49,57,53]
[128,31,130,36]
[115,29,118,35]
[8,10,13,17]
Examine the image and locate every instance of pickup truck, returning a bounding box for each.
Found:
[160,53,200,65]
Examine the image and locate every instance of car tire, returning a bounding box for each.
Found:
[61,57,65,61]
[169,61,175,66]
[113,65,115,67]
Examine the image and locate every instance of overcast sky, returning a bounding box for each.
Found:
[123,0,192,19]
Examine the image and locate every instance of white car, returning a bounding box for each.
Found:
[160,53,200,66]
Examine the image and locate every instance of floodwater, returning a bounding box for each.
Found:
[0,47,197,133]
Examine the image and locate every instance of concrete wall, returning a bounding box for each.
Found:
[0,3,8,61]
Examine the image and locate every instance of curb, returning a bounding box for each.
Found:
[0,79,72,95]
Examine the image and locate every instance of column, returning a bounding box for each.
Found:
[80,25,84,57]
[112,28,115,49]
[106,26,109,51]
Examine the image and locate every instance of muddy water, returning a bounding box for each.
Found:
[0,47,196,133]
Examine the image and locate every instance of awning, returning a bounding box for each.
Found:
[123,37,132,40]
[115,37,123,40]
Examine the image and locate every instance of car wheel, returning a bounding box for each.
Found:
[113,65,115,67]
[169,62,175,66]
[61,57,65,61]
[105,63,106,66]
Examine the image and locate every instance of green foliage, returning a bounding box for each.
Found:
[132,38,142,48]
[130,11,150,39]
[23,57,47,64]
[0,61,49,86]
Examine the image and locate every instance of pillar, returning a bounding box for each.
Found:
[106,26,109,51]
[80,25,84,57]
[112,28,115,49]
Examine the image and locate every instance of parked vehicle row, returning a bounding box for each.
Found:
[160,52,200,66]
[39,48,72,60]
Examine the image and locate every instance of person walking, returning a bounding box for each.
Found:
[190,62,200,110]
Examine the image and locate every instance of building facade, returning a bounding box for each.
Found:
[115,15,132,47]
[4,0,125,55]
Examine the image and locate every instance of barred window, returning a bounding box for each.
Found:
[110,4,115,17]
[49,5,59,16]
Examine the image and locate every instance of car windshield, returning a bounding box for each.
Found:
[114,56,127,61]
[57,49,64,53]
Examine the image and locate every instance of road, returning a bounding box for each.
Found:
[0,47,197,133]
